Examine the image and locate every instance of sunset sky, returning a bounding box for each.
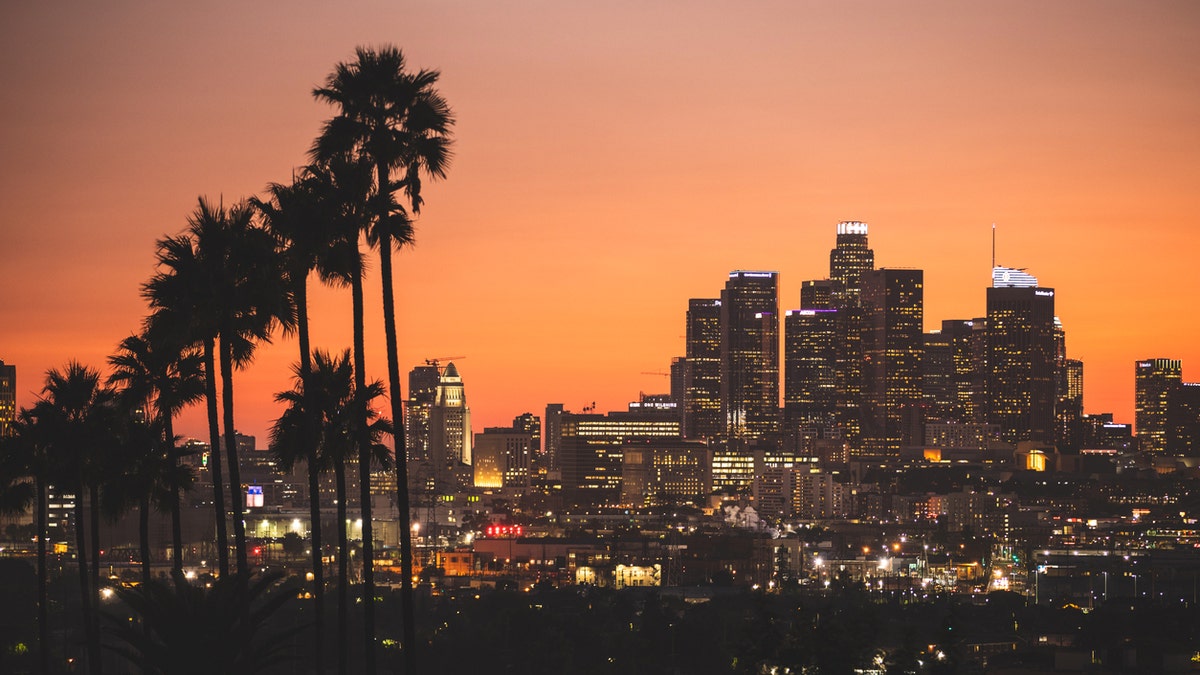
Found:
[2,1,1198,445]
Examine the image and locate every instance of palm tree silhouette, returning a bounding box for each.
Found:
[38,362,116,675]
[108,326,205,577]
[272,349,392,675]
[145,197,293,575]
[314,45,455,673]
[253,167,358,673]
[0,406,49,675]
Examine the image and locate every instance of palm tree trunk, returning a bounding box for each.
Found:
[36,477,48,675]
[335,462,349,675]
[88,483,101,666]
[73,493,98,675]
[139,494,152,586]
[219,334,249,574]
[203,338,229,576]
[164,415,183,575]
[351,257,377,672]
[296,277,326,674]
[378,227,417,675]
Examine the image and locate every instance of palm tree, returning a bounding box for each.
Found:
[145,197,293,575]
[253,168,357,673]
[314,45,455,673]
[271,349,392,675]
[0,407,48,675]
[38,362,116,675]
[108,326,205,577]
[144,229,231,577]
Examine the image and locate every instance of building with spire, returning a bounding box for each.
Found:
[428,361,472,487]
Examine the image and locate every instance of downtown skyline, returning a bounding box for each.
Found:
[2,1,1199,443]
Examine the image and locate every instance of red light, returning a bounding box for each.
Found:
[253,547,262,556]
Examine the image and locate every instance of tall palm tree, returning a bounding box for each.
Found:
[144,229,231,576]
[108,326,205,577]
[253,168,356,673]
[38,362,116,675]
[314,46,455,673]
[271,350,392,675]
[0,407,48,675]
[145,197,293,575]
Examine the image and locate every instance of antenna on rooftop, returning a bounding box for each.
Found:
[991,223,996,270]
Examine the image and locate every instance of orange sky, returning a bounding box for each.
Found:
[2,2,1199,445]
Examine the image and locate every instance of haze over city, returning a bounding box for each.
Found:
[3,1,1198,442]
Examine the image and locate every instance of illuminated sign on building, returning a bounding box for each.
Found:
[246,484,264,508]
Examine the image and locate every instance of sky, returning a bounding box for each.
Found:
[2,1,1199,445]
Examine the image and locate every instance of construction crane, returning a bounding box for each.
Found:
[640,371,670,377]
[424,356,466,373]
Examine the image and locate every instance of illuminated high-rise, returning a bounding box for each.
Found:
[1135,358,1182,454]
[720,271,779,439]
[0,360,14,437]
[684,298,722,439]
[860,268,924,457]
[828,222,875,447]
[406,364,441,462]
[784,280,838,433]
[829,221,874,305]
[428,362,472,485]
[986,268,1057,445]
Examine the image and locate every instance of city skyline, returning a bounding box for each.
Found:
[3,2,1199,443]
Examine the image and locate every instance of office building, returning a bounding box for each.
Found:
[473,427,533,490]
[1135,358,1182,454]
[684,298,723,439]
[1057,358,1084,453]
[829,221,874,305]
[860,268,924,458]
[428,362,472,485]
[559,408,681,507]
[784,280,838,433]
[406,364,441,462]
[0,360,14,437]
[1168,382,1200,455]
[720,271,780,439]
[620,438,711,507]
[986,267,1057,445]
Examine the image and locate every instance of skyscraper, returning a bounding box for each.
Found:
[829,221,874,305]
[406,364,441,462]
[1057,358,1084,453]
[986,268,1057,445]
[720,271,779,439]
[428,362,472,486]
[828,222,875,447]
[0,360,14,438]
[684,298,722,439]
[860,268,924,457]
[784,280,838,433]
[1135,358,1182,454]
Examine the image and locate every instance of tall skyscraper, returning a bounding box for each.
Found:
[784,280,838,433]
[860,268,924,457]
[829,221,874,305]
[986,267,1057,445]
[828,222,875,447]
[544,403,565,475]
[1135,358,1182,454]
[684,298,722,439]
[406,364,441,462]
[1168,382,1200,455]
[720,271,780,439]
[1057,358,1084,453]
[922,319,976,425]
[428,362,472,486]
[0,360,14,438]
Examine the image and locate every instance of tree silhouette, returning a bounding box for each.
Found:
[314,45,455,674]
